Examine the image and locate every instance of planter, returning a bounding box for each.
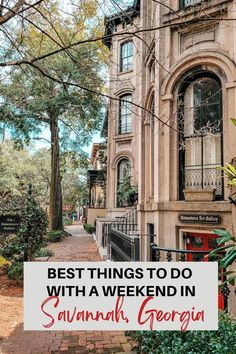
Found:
[183,189,216,202]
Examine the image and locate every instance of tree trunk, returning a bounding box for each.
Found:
[49,116,63,231]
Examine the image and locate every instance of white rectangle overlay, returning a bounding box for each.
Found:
[24,262,218,331]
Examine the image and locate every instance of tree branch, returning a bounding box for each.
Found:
[0,0,25,25]
[0,16,235,68]
[23,61,180,134]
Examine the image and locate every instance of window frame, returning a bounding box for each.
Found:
[178,72,224,200]
[120,41,134,72]
[119,94,132,134]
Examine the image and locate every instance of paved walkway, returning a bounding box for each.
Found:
[0,224,134,354]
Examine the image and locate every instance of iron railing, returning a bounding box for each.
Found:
[150,243,210,262]
[102,207,139,261]
[102,223,111,248]
[183,165,222,196]
[109,227,140,261]
[101,207,138,248]
[150,243,232,307]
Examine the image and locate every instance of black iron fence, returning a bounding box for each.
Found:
[108,227,140,261]
[102,207,138,251]
[150,243,231,308]
[150,243,210,262]
[102,223,111,248]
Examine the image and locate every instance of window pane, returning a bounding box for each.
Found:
[182,76,223,196]
[119,95,132,134]
[121,42,133,72]
[184,84,194,136]
[119,160,131,182]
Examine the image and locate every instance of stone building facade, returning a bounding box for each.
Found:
[104,0,236,313]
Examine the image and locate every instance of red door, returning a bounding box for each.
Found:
[186,233,225,310]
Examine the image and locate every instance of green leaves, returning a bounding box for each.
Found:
[209,229,236,287]
[213,229,236,244]
[126,312,236,353]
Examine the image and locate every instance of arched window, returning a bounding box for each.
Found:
[179,74,223,199]
[119,94,132,134]
[120,41,133,72]
[117,158,131,207]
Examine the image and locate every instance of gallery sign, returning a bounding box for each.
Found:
[0,215,20,233]
[24,262,218,331]
[179,214,221,224]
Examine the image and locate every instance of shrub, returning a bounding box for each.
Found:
[64,219,73,225]
[127,312,236,354]
[47,230,63,242]
[0,235,24,260]
[34,248,54,257]
[84,224,95,234]
[7,261,23,282]
[17,196,48,261]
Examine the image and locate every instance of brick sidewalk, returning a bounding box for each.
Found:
[0,224,135,354]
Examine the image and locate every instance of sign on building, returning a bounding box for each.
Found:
[179,214,221,224]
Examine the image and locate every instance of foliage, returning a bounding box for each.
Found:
[0,255,10,267]
[64,219,73,225]
[208,229,236,286]
[84,224,95,234]
[17,196,48,261]
[0,142,50,207]
[127,312,236,354]
[0,235,24,261]
[62,159,89,211]
[0,193,24,216]
[47,230,64,242]
[218,162,236,197]
[34,248,54,258]
[0,3,105,146]
[7,261,23,282]
[0,0,106,231]
[117,177,138,207]
[217,119,236,201]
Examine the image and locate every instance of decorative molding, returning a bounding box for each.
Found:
[117,141,132,150]
[113,133,134,142]
[161,51,236,96]
[180,28,216,53]
[163,0,231,25]
[111,151,135,169]
[161,94,173,102]
[114,83,134,97]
